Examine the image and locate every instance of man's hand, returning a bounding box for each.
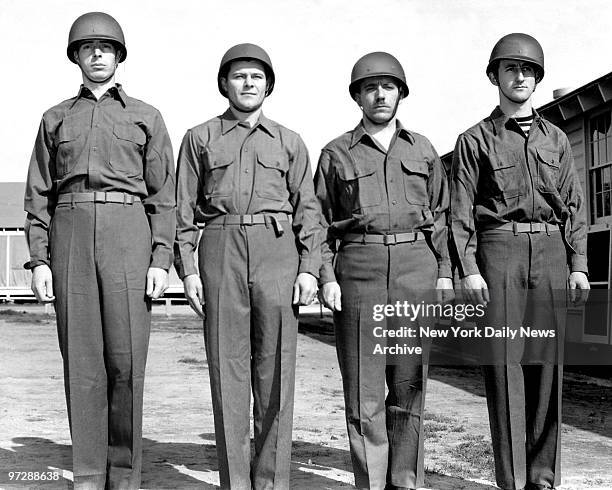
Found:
[183,274,205,318]
[319,281,342,312]
[31,264,55,303]
[436,277,455,304]
[568,271,590,306]
[292,272,318,306]
[461,273,490,306]
[146,267,169,299]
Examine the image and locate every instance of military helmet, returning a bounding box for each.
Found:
[217,43,275,97]
[349,52,409,100]
[486,33,544,82]
[67,12,127,63]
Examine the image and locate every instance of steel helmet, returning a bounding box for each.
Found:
[349,52,409,100]
[67,12,127,63]
[486,33,544,82]
[217,43,275,97]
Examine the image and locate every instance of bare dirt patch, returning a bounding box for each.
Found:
[0,307,610,489]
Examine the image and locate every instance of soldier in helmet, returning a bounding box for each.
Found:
[314,52,453,490]
[174,43,320,489]
[24,11,175,489]
[450,33,589,489]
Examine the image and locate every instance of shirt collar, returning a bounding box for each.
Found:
[220,108,276,138]
[489,105,549,136]
[349,119,414,148]
[69,83,127,109]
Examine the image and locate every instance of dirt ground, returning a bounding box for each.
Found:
[0,306,611,490]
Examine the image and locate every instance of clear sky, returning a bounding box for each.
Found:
[1,0,610,182]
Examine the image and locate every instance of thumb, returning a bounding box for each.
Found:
[292,281,300,305]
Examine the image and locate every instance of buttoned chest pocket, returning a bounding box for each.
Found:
[536,148,560,192]
[110,123,146,178]
[202,149,235,198]
[255,152,290,201]
[489,150,524,199]
[400,159,429,205]
[55,121,83,178]
[337,161,381,211]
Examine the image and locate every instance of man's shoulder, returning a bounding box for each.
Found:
[262,116,304,143]
[321,130,354,153]
[187,115,223,135]
[123,94,162,116]
[41,96,78,120]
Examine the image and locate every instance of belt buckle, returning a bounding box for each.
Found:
[93,191,106,203]
[529,222,541,233]
[383,234,396,246]
[240,215,253,225]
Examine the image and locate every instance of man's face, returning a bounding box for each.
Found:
[75,40,118,82]
[222,60,267,112]
[355,76,401,124]
[491,59,537,103]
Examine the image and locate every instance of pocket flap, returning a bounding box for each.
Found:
[536,148,560,167]
[257,153,289,171]
[400,159,429,176]
[113,124,146,145]
[489,151,520,170]
[57,123,81,143]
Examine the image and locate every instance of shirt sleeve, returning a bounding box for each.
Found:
[24,116,57,269]
[142,109,176,270]
[427,143,452,279]
[174,129,201,279]
[557,134,588,274]
[313,148,338,284]
[287,135,321,278]
[450,133,481,277]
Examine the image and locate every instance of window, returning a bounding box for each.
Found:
[589,111,612,221]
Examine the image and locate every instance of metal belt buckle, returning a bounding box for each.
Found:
[93,191,107,203]
[240,215,253,225]
[383,234,396,245]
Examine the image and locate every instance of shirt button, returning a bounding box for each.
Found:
[392,200,397,205]
[92,147,97,151]
[390,179,394,183]
[245,169,249,173]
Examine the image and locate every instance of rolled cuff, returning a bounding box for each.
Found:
[569,253,588,274]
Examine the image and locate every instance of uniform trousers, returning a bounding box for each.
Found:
[198,222,299,490]
[334,239,437,490]
[50,201,152,489]
[476,230,566,490]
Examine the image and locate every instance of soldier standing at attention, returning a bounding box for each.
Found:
[450,33,590,490]
[315,52,453,490]
[24,12,175,490]
[174,44,320,489]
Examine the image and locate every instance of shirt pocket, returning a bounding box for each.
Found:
[255,151,290,201]
[536,147,560,192]
[337,161,381,211]
[202,148,235,198]
[110,123,146,178]
[489,150,524,199]
[400,158,429,205]
[55,118,83,178]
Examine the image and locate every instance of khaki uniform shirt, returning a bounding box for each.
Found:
[450,106,588,276]
[314,121,451,284]
[24,84,176,270]
[174,110,320,279]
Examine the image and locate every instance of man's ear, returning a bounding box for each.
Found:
[220,77,227,94]
[73,50,80,64]
[487,71,499,86]
[353,92,362,107]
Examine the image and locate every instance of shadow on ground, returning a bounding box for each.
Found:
[1,435,498,489]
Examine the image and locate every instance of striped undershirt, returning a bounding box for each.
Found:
[514,114,534,137]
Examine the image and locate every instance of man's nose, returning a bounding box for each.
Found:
[244,75,254,87]
[375,85,385,100]
[515,69,525,81]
